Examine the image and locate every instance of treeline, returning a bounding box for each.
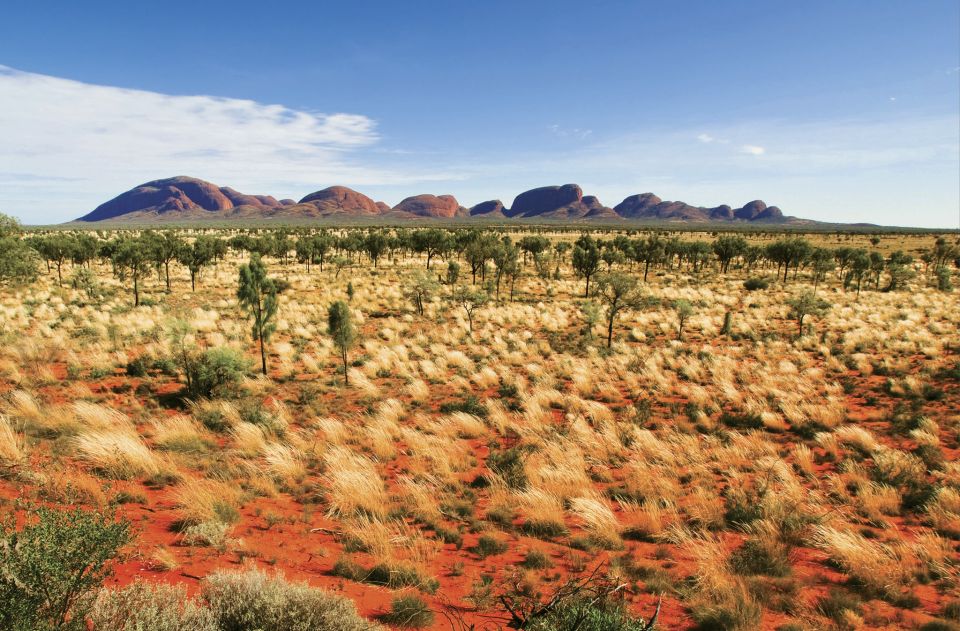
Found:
[1,214,958,301]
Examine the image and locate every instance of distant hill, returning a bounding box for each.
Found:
[75,176,811,224]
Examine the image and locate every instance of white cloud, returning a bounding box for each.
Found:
[740,144,766,156]
[0,65,464,221]
[696,133,715,143]
[549,124,592,139]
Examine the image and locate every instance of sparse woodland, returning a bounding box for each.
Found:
[1,214,959,630]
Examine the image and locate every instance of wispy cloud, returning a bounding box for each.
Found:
[740,144,766,156]
[0,65,462,221]
[549,124,593,140]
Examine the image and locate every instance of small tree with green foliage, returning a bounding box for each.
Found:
[0,506,130,630]
[406,271,440,316]
[674,299,695,341]
[572,235,602,297]
[112,237,151,306]
[0,212,39,287]
[451,285,488,336]
[593,272,647,348]
[328,301,356,386]
[237,255,281,375]
[786,291,830,337]
[178,235,219,291]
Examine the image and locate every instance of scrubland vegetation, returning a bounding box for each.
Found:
[1,211,959,630]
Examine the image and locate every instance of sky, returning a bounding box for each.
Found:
[1,1,958,227]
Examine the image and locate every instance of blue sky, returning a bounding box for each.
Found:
[1,1,958,226]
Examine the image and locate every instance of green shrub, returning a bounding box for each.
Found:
[187,347,250,399]
[945,600,960,621]
[526,596,652,630]
[815,589,862,625]
[521,518,569,539]
[487,447,528,489]
[203,567,382,631]
[474,534,509,558]
[439,394,487,418]
[91,581,217,630]
[522,548,554,569]
[743,277,770,291]
[0,506,130,631]
[719,411,764,430]
[730,539,792,577]
[690,594,763,631]
[379,595,434,628]
[125,356,150,377]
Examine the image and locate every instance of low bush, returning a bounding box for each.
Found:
[0,506,130,631]
[743,277,770,291]
[92,581,217,630]
[379,595,434,628]
[203,566,382,631]
[186,347,250,399]
[474,534,509,558]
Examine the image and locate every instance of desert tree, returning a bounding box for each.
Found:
[674,299,695,341]
[411,228,450,270]
[554,241,572,273]
[713,235,748,273]
[363,231,388,268]
[327,300,356,386]
[331,255,352,279]
[684,241,713,281]
[572,234,601,297]
[144,231,185,291]
[178,235,219,291]
[0,212,39,287]
[446,260,460,285]
[34,234,76,286]
[600,244,625,271]
[492,239,520,301]
[884,250,915,291]
[809,247,835,294]
[766,237,812,283]
[519,235,550,266]
[112,237,151,306]
[631,235,665,282]
[405,271,440,316]
[786,291,830,337]
[237,255,282,375]
[463,232,500,284]
[592,271,647,348]
[868,251,886,289]
[450,284,488,336]
[844,249,870,297]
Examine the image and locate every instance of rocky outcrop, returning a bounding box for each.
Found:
[298,186,381,216]
[78,176,236,221]
[220,187,278,209]
[469,200,506,217]
[613,193,664,218]
[507,184,584,218]
[392,194,466,218]
[76,175,799,224]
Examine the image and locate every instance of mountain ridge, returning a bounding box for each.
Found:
[76,176,809,224]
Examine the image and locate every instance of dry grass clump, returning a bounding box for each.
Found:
[323,446,387,519]
[811,525,917,593]
[569,495,623,549]
[173,477,242,529]
[0,414,24,466]
[75,428,162,479]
